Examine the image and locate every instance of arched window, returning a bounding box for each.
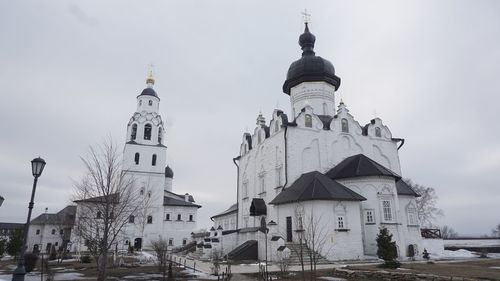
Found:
[341,118,349,133]
[144,124,152,140]
[134,153,140,165]
[305,114,312,128]
[148,100,152,106]
[274,121,280,133]
[131,124,137,141]
[375,127,381,137]
[147,216,153,224]
[158,128,162,143]
[51,229,56,235]
[152,154,157,166]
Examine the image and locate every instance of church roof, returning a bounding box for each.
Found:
[163,196,201,208]
[211,203,238,220]
[30,205,76,225]
[165,166,174,178]
[138,87,159,98]
[283,23,341,95]
[317,115,334,130]
[325,154,401,180]
[269,171,365,205]
[396,179,421,197]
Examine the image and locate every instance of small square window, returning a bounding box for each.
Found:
[168,238,173,246]
[189,215,193,221]
[147,216,153,224]
[36,229,40,235]
[365,210,374,224]
[177,214,182,221]
[166,214,170,221]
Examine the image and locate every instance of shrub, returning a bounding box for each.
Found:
[0,238,6,257]
[80,255,92,263]
[24,252,39,273]
[422,249,430,260]
[376,227,399,268]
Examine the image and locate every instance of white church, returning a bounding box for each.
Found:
[26,73,202,254]
[203,23,423,262]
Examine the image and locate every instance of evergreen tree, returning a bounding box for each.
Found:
[376,227,400,268]
[0,238,6,257]
[6,229,23,258]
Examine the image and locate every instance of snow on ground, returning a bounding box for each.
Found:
[136,251,157,264]
[431,249,478,259]
[54,272,89,280]
[181,269,219,280]
[318,277,347,281]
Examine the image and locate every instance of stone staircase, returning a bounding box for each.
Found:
[284,243,331,265]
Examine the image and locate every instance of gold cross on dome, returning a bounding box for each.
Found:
[301,9,311,24]
[147,63,155,78]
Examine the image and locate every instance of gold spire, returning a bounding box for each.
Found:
[146,63,155,86]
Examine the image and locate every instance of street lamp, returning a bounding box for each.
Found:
[12,157,46,281]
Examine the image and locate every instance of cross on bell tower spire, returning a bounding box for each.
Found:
[301,9,311,24]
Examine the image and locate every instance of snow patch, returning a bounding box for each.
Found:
[319,277,347,281]
[430,249,477,259]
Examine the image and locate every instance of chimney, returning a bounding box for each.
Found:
[184,193,189,202]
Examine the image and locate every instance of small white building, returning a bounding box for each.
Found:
[205,23,423,262]
[26,206,76,254]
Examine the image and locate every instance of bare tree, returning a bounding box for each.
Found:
[73,139,140,281]
[150,237,169,281]
[441,225,458,238]
[404,179,443,227]
[492,223,500,237]
[302,211,330,281]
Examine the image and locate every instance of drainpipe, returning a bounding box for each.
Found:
[392,138,405,150]
[232,156,241,229]
[281,126,289,192]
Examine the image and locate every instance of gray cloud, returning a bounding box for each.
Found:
[0,0,499,236]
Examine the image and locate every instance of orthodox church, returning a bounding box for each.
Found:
[67,73,201,253]
[205,23,422,261]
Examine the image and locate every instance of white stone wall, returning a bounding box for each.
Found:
[338,177,423,257]
[275,200,364,261]
[237,100,402,232]
[27,223,67,253]
[212,212,237,231]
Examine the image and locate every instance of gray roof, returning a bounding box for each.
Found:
[317,115,333,130]
[73,193,120,204]
[211,203,238,220]
[0,222,24,230]
[30,205,76,225]
[163,196,201,208]
[326,154,401,180]
[270,171,366,205]
[164,190,196,203]
[396,180,421,197]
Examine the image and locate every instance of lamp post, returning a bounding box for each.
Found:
[12,157,46,281]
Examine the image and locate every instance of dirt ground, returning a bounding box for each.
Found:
[0,259,216,280]
[347,258,500,281]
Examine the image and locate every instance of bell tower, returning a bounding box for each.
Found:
[123,71,168,193]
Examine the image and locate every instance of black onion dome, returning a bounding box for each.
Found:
[283,23,341,95]
[165,166,174,178]
[139,87,158,98]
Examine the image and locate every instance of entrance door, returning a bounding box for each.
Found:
[134,238,142,250]
[286,216,292,242]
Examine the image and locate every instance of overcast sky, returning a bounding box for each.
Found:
[1,0,499,236]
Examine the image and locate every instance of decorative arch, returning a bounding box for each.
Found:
[144,124,152,140]
[131,124,137,140]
